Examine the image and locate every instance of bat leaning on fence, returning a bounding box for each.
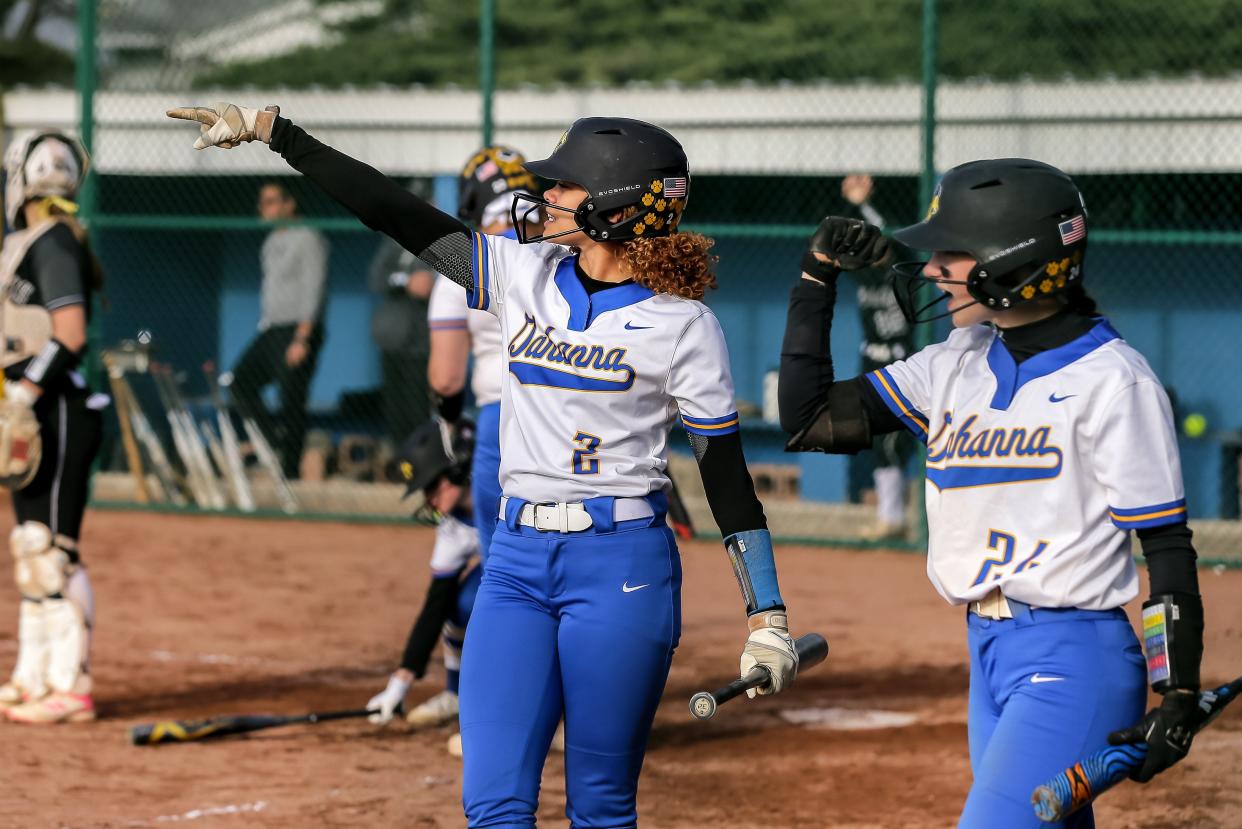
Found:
[101,351,150,503]
[202,361,254,512]
[153,363,226,510]
[130,707,383,746]
[1032,676,1242,822]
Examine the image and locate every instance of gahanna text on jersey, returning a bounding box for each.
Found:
[506,314,637,393]
[924,411,1063,490]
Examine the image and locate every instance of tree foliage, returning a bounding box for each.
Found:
[197,0,1242,89]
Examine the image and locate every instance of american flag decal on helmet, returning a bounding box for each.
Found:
[662,177,687,198]
[1058,215,1086,245]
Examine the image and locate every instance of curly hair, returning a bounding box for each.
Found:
[616,230,718,300]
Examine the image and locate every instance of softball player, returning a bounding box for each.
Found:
[366,418,481,729]
[780,159,1205,827]
[169,103,800,827]
[0,131,106,724]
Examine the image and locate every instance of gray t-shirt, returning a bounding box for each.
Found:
[260,224,328,328]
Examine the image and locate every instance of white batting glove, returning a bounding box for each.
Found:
[165,102,279,150]
[740,610,799,698]
[366,673,411,725]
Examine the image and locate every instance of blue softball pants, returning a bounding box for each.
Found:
[960,601,1147,828]
[459,495,681,828]
[471,402,503,562]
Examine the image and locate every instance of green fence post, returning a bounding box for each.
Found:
[76,0,97,219]
[480,0,496,146]
[76,0,99,395]
[913,0,938,549]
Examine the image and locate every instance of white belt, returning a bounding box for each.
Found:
[500,496,655,533]
[969,587,1014,620]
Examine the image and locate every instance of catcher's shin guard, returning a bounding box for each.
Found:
[8,523,92,698]
[1,599,49,707]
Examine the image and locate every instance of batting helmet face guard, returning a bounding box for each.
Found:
[392,418,476,505]
[511,116,690,245]
[4,130,91,230]
[457,145,538,229]
[889,158,1088,324]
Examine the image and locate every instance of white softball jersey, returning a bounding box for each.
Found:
[428,274,504,407]
[429,512,480,576]
[868,320,1187,611]
[461,231,739,503]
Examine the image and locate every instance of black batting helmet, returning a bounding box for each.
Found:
[890,158,1088,323]
[391,418,475,499]
[511,116,690,244]
[457,145,538,229]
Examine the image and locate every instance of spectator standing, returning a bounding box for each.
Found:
[841,174,915,540]
[230,182,328,479]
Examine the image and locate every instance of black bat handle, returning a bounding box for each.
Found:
[690,633,829,720]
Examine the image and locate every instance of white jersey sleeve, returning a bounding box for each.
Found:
[465,232,567,318]
[428,273,469,331]
[666,310,740,437]
[428,513,480,576]
[1091,379,1188,530]
[866,326,991,444]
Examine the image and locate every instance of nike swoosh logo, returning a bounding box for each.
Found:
[1048,393,1076,403]
[622,581,650,593]
[1031,673,1065,683]
[624,322,653,330]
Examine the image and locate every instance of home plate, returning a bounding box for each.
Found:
[779,707,919,730]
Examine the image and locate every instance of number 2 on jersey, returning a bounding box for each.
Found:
[972,530,1049,586]
[571,431,602,475]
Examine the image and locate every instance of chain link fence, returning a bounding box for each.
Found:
[2,0,1238,558]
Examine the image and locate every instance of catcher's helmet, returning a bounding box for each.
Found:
[457,145,538,229]
[4,130,90,230]
[889,158,1088,324]
[392,418,475,500]
[512,116,690,244]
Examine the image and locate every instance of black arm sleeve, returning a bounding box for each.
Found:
[688,431,767,537]
[779,278,838,435]
[399,572,463,678]
[1138,523,1201,597]
[779,278,902,450]
[268,117,476,290]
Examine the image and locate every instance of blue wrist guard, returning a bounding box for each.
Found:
[723,529,785,615]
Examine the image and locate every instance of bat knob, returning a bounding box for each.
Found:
[689,692,717,720]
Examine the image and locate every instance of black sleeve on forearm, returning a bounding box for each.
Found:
[1138,523,1201,597]
[399,572,462,678]
[689,431,767,538]
[779,278,902,448]
[779,278,839,435]
[268,117,475,289]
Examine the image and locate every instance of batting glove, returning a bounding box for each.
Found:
[805,216,890,277]
[1107,688,1200,782]
[166,102,280,150]
[366,673,411,725]
[740,610,799,698]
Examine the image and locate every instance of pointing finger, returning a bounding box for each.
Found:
[166,106,218,126]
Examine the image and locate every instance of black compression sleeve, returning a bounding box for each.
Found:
[691,431,767,537]
[399,573,462,678]
[779,277,903,444]
[268,117,474,287]
[779,278,838,435]
[1138,523,1201,597]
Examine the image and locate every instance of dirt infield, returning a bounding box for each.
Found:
[0,509,1238,828]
